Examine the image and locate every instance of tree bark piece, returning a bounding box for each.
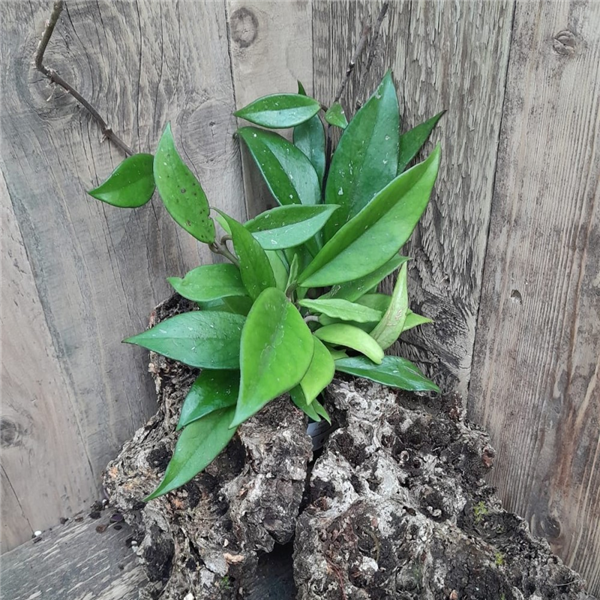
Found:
[294,379,593,600]
[104,295,313,599]
[104,295,593,599]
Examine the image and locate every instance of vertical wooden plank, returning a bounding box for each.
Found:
[469,1,600,592]
[226,0,313,217]
[0,0,242,550]
[1,169,96,550]
[313,0,514,395]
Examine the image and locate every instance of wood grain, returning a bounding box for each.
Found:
[468,0,600,593]
[312,0,515,395]
[0,0,243,551]
[0,516,148,600]
[226,0,314,218]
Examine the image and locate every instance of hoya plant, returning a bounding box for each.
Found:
[88,71,443,500]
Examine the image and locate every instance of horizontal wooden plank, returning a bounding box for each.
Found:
[0,516,148,600]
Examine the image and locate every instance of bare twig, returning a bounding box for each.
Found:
[364,2,390,74]
[209,241,240,268]
[35,1,134,156]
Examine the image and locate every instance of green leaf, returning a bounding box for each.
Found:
[235,94,320,128]
[334,355,439,393]
[299,298,382,323]
[266,251,289,292]
[312,397,331,423]
[231,288,314,427]
[324,71,400,240]
[88,154,155,208]
[314,324,383,364]
[323,255,409,302]
[294,85,326,185]
[355,294,392,313]
[403,311,433,332]
[154,124,215,243]
[325,102,348,129]
[145,407,237,500]
[177,370,239,430]
[370,263,408,349]
[238,127,320,206]
[286,253,300,294]
[222,296,254,316]
[398,111,445,173]
[299,337,335,404]
[216,211,276,300]
[124,311,244,369]
[168,264,247,303]
[298,146,440,288]
[290,385,321,421]
[327,348,348,361]
[245,205,338,250]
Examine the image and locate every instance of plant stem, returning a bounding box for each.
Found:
[304,315,320,324]
[209,242,240,268]
[35,1,134,156]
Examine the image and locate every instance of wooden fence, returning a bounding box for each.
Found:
[1,0,598,593]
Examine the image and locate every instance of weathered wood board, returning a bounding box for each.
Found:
[0,0,244,550]
[468,0,600,592]
[312,0,515,396]
[0,516,148,600]
[226,0,314,218]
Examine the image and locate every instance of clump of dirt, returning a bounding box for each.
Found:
[104,295,594,599]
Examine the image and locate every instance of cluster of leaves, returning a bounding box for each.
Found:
[88,71,443,500]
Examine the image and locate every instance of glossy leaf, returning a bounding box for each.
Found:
[334,355,439,393]
[216,211,276,300]
[294,82,326,184]
[124,311,244,369]
[154,124,215,243]
[355,294,392,313]
[231,288,314,427]
[88,153,155,208]
[238,127,320,206]
[177,370,239,430]
[168,264,247,303]
[327,348,348,361]
[299,298,382,323]
[370,263,408,349]
[398,111,445,173]
[290,386,321,421]
[325,102,348,129]
[235,94,320,128]
[145,407,237,500]
[323,255,409,302]
[313,397,331,423]
[286,253,300,295]
[245,205,338,250]
[324,71,400,239]
[222,296,254,316]
[403,311,433,332]
[314,324,383,364]
[299,337,335,404]
[298,147,441,288]
[266,251,288,291]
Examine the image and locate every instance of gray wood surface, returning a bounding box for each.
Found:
[0,516,147,600]
[468,0,600,592]
[0,0,244,550]
[1,0,599,595]
[312,0,515,396]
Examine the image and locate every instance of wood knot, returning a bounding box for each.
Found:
[552,30,579,56]
[0,418,24,448]
[539,513,562,540]
[230,8,259,49]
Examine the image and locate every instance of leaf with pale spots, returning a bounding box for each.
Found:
[154,123,215,243]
